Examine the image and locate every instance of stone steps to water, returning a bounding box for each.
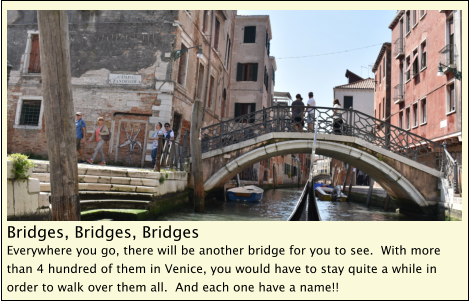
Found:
[32,173,160,187]
[40,182,160,193]
[80,199,150,211]
[81,209,150,221]
[78,191,154,201]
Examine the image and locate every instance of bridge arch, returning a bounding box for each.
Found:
[204,140,437,212]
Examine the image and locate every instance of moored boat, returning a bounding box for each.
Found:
[227,185,264,202]
[315,186,347,202]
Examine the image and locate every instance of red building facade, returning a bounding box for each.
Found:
[389,10,462,164]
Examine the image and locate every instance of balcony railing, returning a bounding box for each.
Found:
[394,38,405,58]
[439,44,458,68]
[393,84,404,103]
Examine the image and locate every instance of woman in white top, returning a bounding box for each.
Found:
[332,99,343,135]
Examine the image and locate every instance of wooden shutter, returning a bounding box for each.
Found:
[236,63,242,81]
[29,35,41,73]
[249,103,256,123]
[252,63,258,81]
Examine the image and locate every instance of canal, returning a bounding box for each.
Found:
[154,187,415,221]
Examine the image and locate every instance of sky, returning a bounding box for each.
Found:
[238,10,397,107]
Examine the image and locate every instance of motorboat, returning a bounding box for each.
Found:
[315,186,347,202]
[227,185,264,202]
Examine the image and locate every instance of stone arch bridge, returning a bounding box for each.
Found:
[197,106,455,215]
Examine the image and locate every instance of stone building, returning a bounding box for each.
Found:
[389,10,462,165]
[7,10,236,166]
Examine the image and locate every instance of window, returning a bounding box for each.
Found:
[420,10,426,19]
[379,68,381,84]
[447,15,455,65]
[196,64,205,100]
[405,107,410,129]
[214,17,220,51]
[383,97,385,119]
[399,111,404,128]
[177,43,188,86]
[412,48,419,77]
[344,96,353,109]
[236,63,258,81]
[14,96,44,130]
[224,36,231,69]
[447,82,455,113]
[266,31,270,56]
[264,66,268,91]
[420,98,427,124]
[405,11,411,34]
[412,10,418,27]
[412,103,418,127]
[221,89,226,118]
[420,40,427,70]
[243,26,256,43]
[405,55,411,81]
[208,75,215,108]
[272,67,275,86]
[28,34,41,73]
[383,57,386,77]
[379,103,381,120]
[202,11,208,33]
[234,103,256,123]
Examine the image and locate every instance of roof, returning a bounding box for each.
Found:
[388,10,405,29]
[274,91,292,100]
[333,78,375,90]
[372,43,392,72]
[345,69,363,81]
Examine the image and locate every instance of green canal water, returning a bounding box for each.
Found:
[154,187,415,221]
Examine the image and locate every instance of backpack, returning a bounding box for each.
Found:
[100,125,112,142]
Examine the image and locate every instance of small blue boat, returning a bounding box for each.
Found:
[227,185,264,202]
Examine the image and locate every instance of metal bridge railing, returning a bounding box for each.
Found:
[201,105,444,171]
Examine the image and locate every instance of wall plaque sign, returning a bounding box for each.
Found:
[109,74,142,84]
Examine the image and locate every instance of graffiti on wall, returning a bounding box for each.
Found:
[118,122,144,165]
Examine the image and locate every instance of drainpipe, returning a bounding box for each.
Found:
[201,10,214,123]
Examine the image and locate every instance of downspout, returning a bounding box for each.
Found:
[201,10,214,123]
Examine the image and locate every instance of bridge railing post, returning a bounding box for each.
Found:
[347,107,353,136]
[276,103,280,132]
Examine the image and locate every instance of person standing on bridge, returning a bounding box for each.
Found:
[148,122,164,168]
[292,94,305,132]
[306,92,316,132]
[332,99,343,135]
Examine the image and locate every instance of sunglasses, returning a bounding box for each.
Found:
[98,119,104,121]
[165,125,170,128]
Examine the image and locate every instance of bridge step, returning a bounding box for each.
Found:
[32,173,160,187]
[79,191,154,202]
[80,199,150,211]
[81,209,150,221]
[40,183,160,193]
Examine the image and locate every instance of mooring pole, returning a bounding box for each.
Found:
[366,178,374,207]
[38,10,80,221]
[342,165,352,193]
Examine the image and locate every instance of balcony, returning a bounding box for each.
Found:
[439,44,458,70]
[394,38,405,58]
[393,84,404,103]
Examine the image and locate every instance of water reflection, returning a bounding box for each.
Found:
[155,187,413,221]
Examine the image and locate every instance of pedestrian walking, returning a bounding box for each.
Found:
[364,174,370,186]
[75,112,86,163]
[291,94,305,132]
[148,122,164,168]
[86,117,110,165]
[357,170,364,185]
[332,99,343,135]
[306,92,316,131]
